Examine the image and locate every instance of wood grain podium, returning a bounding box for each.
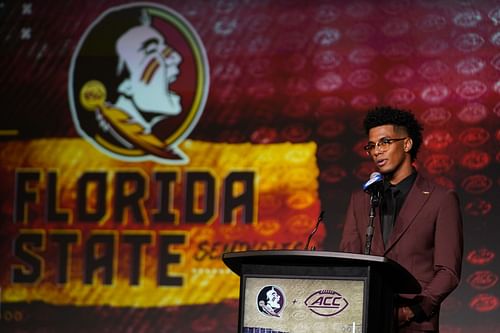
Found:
[223,250,420,333]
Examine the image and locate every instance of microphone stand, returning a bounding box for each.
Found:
[364,191,380,255]
[305,211,324,251]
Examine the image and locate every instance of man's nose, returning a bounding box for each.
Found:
[165,51,181,66]
[373,146,382,156]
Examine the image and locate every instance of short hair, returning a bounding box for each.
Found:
[363,106,423,160]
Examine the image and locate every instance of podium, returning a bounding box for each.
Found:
[223,250,420,333]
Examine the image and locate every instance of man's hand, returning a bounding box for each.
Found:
[398,306,414,326]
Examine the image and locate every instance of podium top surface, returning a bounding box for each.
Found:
[222,250,421,294]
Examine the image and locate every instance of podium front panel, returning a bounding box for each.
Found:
[223,251,413,333]
[240,272,367,333]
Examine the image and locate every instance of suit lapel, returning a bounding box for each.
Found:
[384,175,433,254]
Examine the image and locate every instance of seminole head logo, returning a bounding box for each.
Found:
[69,3,209,163]
[256,285,285,318]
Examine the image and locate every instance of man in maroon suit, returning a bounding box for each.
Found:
[340,106,463,332]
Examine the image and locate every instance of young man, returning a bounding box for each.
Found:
[340,106,463,332]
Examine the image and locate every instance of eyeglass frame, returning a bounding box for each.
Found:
[363,137,408,155]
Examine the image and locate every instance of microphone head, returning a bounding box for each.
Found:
[363,172,383,192]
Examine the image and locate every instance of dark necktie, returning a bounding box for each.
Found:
[382,186,399,246]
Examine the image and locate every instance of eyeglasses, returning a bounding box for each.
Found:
[363,137,407,155]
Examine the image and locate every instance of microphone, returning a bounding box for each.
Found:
[363,172,383,194]
[304,211,324,251]
[363,172,383,255]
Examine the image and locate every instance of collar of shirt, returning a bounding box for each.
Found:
[383,171,417,198]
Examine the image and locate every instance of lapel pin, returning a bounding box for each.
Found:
[422,191,430,195]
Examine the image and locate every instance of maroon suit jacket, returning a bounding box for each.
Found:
[340,174,463,331]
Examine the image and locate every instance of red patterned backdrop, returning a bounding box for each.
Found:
[0,0,499,332]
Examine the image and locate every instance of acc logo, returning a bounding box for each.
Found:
[256,285,285,318]
[304,290,349,317]
[68,3,209,164]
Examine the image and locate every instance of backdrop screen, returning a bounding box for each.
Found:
[0,0,499,332]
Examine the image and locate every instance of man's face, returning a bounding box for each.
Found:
[367,124,409,175]
[116,24,182,115]
[267,289,280,309]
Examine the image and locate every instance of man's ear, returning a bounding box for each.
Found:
[404,137,413,153]
[117,79,133,97]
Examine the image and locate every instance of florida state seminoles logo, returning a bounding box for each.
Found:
[68,3,209,164]
[257,286,285,318]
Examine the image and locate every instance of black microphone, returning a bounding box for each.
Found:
[363,172,383,255]
[363,172,383,194]
[304,211,324,250]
